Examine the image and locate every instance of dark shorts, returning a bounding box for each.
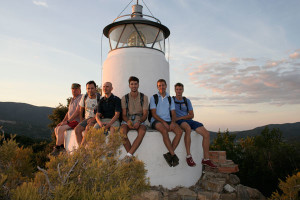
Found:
[78,118,96,128]
[151,120,171,129]
[176,119,203,130]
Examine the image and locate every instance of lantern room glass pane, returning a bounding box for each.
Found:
[108,23,166,52]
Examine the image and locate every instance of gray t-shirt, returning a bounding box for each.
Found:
[68,94,82,122]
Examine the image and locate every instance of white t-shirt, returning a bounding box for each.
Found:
[79,96,98,119]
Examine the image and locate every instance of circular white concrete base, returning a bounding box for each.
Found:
[64,129,203,189]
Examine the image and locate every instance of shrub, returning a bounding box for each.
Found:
[12,128,150,200]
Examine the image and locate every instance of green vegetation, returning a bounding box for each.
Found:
[7,128,149,200]
[211,126,300,197]
[269,172,300,200]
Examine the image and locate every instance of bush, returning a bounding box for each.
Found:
[12,128,150,200]
[269,172,300,200]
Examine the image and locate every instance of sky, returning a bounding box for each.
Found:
[0,0,300,132]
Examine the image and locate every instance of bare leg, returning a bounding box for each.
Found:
[155,122,175,155]
[195,126,210,159]
[121,124,131,152]
[128,125,146,155]
[179,122,192,155]
[55,125,70,146]
[170,123,183,150]
[75,125,85,145]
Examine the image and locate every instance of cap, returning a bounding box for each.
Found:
[71,83,81,89]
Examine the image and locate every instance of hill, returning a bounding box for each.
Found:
[0,102,53,140]
[209,122,300,143]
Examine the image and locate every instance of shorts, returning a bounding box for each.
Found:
[78,118,96,128]
[151,120,171,129]
[176,119,203,130]
[94,118,120,129]
[121,120,145,126]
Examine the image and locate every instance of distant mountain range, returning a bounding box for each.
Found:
[0,102,299,142]
[0,102,53,140]
[210,122,300,142]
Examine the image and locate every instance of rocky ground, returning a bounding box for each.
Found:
[133,151,266,200]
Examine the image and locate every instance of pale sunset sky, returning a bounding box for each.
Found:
[0,0,299,132]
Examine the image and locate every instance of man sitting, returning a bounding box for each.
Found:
[150,79,183,167]
[75,80,100,145]
[173,82,216,168]
[94,82,121,136]
[121,76,148,161]
[50,83,82,156]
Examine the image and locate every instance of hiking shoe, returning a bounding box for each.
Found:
[186,156,196,167]
[50,146,65,157]
[172,154,179,167]
[201,159,217,168]
[163,152,173,167]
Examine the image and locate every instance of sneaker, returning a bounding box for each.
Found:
[172,154,179,167]
[163,152,173,167]
[186,156,196,167]
[201,159,217,168]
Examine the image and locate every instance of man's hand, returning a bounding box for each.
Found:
[87,117,96,124]
[133,121,140,129]
[57,121,68,126]
[127,120,134,129]
[170,122,176,131]
[162,121,170,131]
[104,123,111,130]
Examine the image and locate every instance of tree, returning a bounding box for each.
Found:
[269,172,300,200]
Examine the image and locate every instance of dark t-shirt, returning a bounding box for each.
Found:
[97,94,121,119]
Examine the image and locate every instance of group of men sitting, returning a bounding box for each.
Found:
[51,76,217,168]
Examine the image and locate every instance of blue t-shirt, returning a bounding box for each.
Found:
[173,97,193,118]
[150,92,175,124]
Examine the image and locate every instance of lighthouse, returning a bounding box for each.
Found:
[102,1,170,98]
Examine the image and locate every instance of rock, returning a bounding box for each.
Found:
[220,193,237,200]
[246,186,266,199]
[201,179,226,193]
[236,185,250,200]
[224,184,235,193]
[176,188,197,200]
[198,191,221,200]
[228,174,240,185]
[132,190,163,200]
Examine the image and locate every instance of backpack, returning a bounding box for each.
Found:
[82,93,101,118]
[148,94,172,122]
[125,92,145,116]
[172,96,189,112]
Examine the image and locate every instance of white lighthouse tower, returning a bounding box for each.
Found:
[102,1,170,97]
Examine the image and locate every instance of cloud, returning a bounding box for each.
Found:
[289,52,300,59]
[188,49,300,105]
[33,1,48,7]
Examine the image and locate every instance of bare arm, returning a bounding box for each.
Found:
[79,107,84,122]
[95,113,103,127]
[140,108,148,123]
[68,107,80,122]
[176,110,194,121]
[105,112,120,129]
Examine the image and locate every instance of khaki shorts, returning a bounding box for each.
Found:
[94,118,120,129]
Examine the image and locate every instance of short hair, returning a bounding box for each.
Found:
[128,76,139,84]
[157,79,166,85]
[174,82,184,89]
[86,80,96,88]
[71,83,81,89]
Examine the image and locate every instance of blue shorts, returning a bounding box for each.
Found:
[176,119,203,130]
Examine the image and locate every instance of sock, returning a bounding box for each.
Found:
[126,152,133,157]
[186,155,192,158]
